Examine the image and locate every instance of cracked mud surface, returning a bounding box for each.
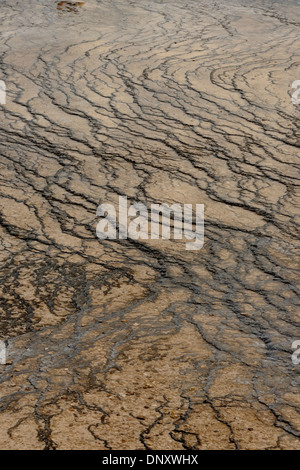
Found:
[0,0,299,450]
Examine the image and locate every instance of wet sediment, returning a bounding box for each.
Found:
[0,0,299,449]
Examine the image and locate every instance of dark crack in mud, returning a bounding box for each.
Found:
[0,0,299,450]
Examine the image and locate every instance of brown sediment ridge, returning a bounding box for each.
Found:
[0,0,299,450]
[56,2,85,13]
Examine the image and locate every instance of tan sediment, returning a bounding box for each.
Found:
[0,0,299,450]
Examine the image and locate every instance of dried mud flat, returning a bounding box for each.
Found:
[0,0,299,450]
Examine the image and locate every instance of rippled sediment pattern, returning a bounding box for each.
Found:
[0,0,299,450]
